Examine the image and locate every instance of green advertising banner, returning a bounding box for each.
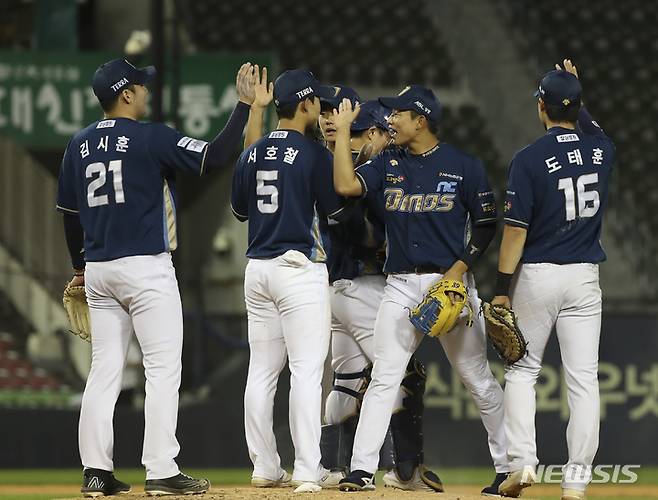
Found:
[0,51,273,148]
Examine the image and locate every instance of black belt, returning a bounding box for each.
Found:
[401,265,449,274]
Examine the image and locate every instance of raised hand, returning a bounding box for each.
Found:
[555,58,579,79]
[332,98,361,132]
[236,62,255,105]
[252,65,273,109]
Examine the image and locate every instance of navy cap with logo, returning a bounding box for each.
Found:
[534,69,582,107]
[92,58,156,103]
[351,100,389,132]
[379,84,442,122]
[273,69,334,109]
[320,85,360,110]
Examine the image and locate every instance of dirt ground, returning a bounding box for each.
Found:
[3,483,658,499]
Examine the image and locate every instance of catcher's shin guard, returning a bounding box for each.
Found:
[391,356,426,481]
[321,365,371,472]
[320,415,358,472]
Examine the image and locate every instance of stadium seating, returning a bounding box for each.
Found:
[0,296,69,408]
[181,0,455,87]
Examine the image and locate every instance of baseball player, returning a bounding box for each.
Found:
[494,60,615,500]
[331,86,510,493]
[317,92,444,492]
[231,69,350,494]
[57,58,257,496]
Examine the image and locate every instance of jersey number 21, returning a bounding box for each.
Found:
[86,160,125,207]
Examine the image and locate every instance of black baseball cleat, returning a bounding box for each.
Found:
[481,472,511,496]
[339,469,376,491]
[145,472,210,496]
[81,468,131,497]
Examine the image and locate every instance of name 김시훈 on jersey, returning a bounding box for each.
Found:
[56,118,209,261]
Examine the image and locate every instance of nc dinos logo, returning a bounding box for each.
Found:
[384,188,455,213]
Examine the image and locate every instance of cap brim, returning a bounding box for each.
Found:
[320,98,339,110]
[134,65,156,85]
[378,96,405,109]
[314,85,336,100]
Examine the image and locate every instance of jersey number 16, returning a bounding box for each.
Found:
[558,173,600,221]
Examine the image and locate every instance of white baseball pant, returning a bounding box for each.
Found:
[505,263,601,491]
[324,275,405,424]
[350,272,509,474]
[80,252,182,480]
[243,250,331,483]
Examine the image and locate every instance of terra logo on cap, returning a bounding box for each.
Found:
[92,58,156,103]
[273,69,334,109]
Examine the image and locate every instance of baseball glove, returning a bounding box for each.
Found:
[482,302,527,365]
[409,279,473,338]
[62,283,91,342]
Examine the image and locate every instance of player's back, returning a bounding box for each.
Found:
[506,126,615,264]
[231,129,344,262]
[57,118,204,261]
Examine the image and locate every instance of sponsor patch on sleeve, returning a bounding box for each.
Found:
[177,136,208,152]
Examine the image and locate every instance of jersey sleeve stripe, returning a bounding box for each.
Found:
[504,217,530,227]
[355,172,368,197]
[56,204,79,214]
[474,217,497,224]
[199,144,209,176]
[327,204,347,219]
[230,204,248,221]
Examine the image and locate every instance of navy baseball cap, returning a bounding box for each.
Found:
[273,69,334,108]
[379,85,442,122]
[92,58,156,103]
[320,85,361,110]
[534,70,582,107]
[351,100,389,132]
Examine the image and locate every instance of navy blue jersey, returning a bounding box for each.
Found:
[325,151,386,282]
[231,129,346,261]
[57,118,209,261]
[356,143,497,273]
[504,110,615,264]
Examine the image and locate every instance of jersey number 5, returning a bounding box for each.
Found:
[256,170,278,214]
[558,173,600,221]
[86,160,125,207]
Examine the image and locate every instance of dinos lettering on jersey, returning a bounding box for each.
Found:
[384,187,455,213]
